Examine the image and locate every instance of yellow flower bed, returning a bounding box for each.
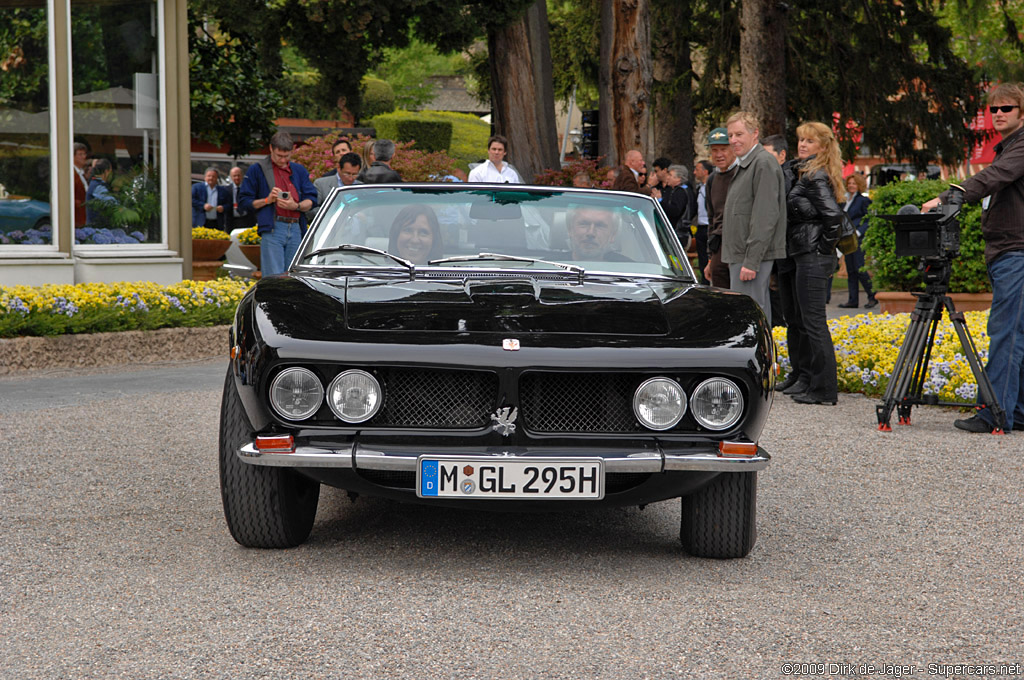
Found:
[0,279,252,337]
[191,226,231,240]
[238,226,261,245]
[772,310,989,400]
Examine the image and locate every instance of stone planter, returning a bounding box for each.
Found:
[875,291,993,314]
[240,244,261,270]
[192,238,231,262]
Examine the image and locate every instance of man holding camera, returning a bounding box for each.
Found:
[239,131,317,277]
[924,83,1024,433]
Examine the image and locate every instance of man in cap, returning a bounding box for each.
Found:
[702,127,737,288]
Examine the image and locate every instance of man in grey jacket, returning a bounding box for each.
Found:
[721,111,787,321]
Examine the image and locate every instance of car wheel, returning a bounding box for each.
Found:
[680,471,757,558]
[219,367,320,548]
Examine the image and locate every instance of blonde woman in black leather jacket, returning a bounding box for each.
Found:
[780,121,845,405]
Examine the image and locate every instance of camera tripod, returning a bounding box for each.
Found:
[876,264,1006,434]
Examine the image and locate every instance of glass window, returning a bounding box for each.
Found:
[72,0,161,246]
[0,2,53,247]
[300,187,694,280]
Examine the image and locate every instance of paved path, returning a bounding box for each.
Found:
[3,359,1021,677]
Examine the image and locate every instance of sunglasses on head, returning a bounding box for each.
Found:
[989,105,1020,114]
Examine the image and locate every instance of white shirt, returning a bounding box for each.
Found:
[696,182,709,226]
[74,166,88,192]
[468,160,522,184]
[205,185,219,220]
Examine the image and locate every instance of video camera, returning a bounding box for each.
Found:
[878,185,965,285]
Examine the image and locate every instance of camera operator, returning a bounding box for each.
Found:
[923,82,1024,433]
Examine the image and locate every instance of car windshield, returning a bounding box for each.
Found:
[297,185,694,280]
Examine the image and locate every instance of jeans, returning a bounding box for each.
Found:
[261,220,303,277]
[792,251,838,399]
[977,250,1024,430]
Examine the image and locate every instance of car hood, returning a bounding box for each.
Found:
[251,274,759,344]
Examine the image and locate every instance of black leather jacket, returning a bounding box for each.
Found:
[784,158,844,256]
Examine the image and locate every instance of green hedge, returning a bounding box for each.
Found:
[395,119,452,153]
[370,110,489,170]
[371,111,452,153]
[861,179,989,293]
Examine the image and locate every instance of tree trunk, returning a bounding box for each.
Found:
[488,0,560,182]
[598,0,652,167]
[739,0,786,136]
[651,0,694,169]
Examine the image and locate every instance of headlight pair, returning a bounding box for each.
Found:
[633,377,743,431]
[269,368,382,423]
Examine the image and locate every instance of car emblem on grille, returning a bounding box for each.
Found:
[502,338,520,351]
[490,406,518,436]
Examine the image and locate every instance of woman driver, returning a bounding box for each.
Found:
[388,204,444,265]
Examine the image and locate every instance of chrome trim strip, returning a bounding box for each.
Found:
[239,443,353,468]
[239,444,769,473]
[663,451,770,472]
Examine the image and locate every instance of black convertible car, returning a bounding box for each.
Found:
[220,184,774,558]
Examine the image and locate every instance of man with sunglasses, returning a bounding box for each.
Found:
[924,82,1024,434]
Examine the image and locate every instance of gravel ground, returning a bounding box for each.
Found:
[1,359,1022,679]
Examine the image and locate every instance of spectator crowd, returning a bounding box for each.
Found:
[177,80,1024,433]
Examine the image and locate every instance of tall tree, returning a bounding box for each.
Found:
[188,10,283,157]
[738,0,786,135]
[693,0,981,166]
[650,0,696,167]
[598,0,653,166]
[488,0,560,180]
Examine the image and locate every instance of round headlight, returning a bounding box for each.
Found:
[633,377,686,430]
[690,377,744,430]
[269,367,324,421]
[328,369,382,423]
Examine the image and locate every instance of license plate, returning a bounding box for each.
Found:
[417,456,604,499]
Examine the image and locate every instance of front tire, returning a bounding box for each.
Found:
[219,367,319,548]
[680,471,757,558]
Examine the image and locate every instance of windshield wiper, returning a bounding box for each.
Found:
[428,252,585,284]
[301,244,415,277]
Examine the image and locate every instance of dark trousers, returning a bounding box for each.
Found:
[228,213,254,231]
[777,259,809,382]
[792,251,838,400]
[203,218,225,232]
[707,249,730,288]
[843,246,875,305]
[695,224,709,284]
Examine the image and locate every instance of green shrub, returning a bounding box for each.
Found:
[369,110,489,171]
[361,77,396,120]
[395,119,453,153]
[861,179,989,293]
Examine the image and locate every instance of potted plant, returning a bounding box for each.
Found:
[861,179,990,313]
[191,226,232,261]
[237,226,261,269]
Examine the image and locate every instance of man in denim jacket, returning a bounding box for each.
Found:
[238,131,318,277]
[924,82,1024,434]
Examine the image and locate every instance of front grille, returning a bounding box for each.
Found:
[374,368,498,428]
[519,372,643,433]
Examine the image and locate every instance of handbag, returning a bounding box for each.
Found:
[836,212,859,256]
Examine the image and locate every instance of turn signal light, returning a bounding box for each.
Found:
[255,435,295,453]
[718,441,758,457]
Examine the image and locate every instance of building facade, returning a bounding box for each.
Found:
[0,0,190,286]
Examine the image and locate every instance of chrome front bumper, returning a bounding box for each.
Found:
[238,444,770,473]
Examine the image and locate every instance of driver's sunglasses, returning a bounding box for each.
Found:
[989,105,1020,113]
